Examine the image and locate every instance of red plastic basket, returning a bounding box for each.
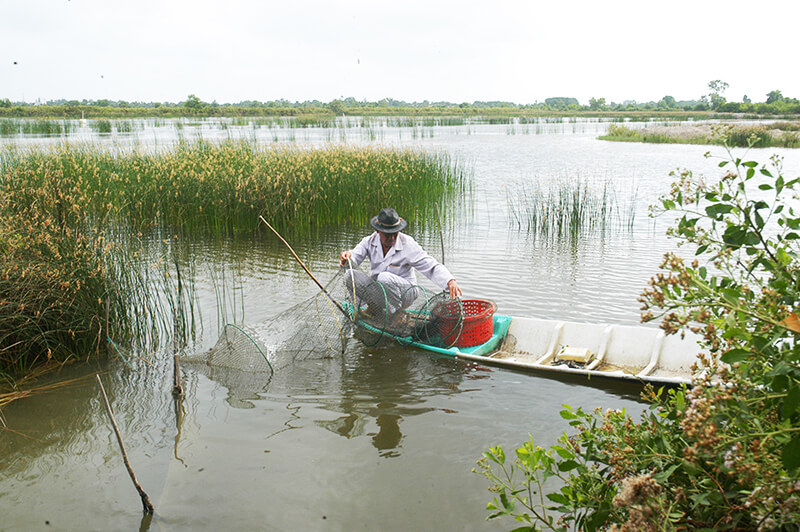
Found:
[436,299,497,348]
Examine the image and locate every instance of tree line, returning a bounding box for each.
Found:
[1,81,797,118]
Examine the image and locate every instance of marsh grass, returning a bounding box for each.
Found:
[0,155,196,381]
[601,122,800,148]
[113,120,137,134]
[0,140,463,378]
[91,119,112,134]
[507,176,637,243]
[0,119,75,137]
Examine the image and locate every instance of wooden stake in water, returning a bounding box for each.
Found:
[95,374,154,515]
[172,315,183,397]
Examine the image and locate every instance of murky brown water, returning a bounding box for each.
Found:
[2,118,799,531]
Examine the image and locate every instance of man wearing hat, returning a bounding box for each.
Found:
[340,207,462,317]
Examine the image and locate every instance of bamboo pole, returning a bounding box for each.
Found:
[258,216,347,317]
[95,374,154,515]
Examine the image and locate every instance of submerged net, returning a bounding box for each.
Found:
[183,264,465,373]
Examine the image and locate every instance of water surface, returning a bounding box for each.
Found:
[2,118,799,530]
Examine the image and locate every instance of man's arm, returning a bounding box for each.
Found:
[340,234,372,266]
[406,240,462,297]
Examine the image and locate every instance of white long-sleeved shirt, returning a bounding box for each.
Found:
[347,232,454,290]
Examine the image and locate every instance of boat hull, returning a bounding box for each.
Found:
[456,316,701,385]
[353,308,702,385]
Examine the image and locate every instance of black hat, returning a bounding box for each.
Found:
[370,208,407,233]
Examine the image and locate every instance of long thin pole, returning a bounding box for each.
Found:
[95,374,154,515]
[173,317,183,397]
[258,216,347,317]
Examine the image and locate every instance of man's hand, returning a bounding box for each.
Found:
[340,250,352,266]
[447,279,462,299]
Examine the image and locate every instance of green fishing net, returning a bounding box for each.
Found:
[183,265,463,374]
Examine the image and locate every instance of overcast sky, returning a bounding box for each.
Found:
[2,0,797,105]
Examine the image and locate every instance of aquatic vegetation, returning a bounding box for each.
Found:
[0,119,75,137]
[0,152,195,381]
[0,140,464,378]
[602,122,800,148]
[91,119,112,134]
[506,176,637,242]
[113,120,136,134]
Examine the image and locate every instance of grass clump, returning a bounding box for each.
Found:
[507,176,636,242]
[0,160,113,380]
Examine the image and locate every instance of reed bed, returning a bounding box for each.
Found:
[0,140,463,379]
[601,122,800,148]
[90,119,113,134]
[0,118,75,137]
[1,141,464,234]
[0,158,194,381]
[507,176,637,242]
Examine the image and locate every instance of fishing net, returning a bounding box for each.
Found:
[183,264,464,374]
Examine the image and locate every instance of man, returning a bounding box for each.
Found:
[340,207,462,317]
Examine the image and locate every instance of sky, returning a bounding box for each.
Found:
[2,0,797,106]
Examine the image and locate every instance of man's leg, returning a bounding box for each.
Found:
[344,269,389,315]
[375,272,419,315]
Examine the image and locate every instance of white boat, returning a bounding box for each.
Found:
[456,315,703,385]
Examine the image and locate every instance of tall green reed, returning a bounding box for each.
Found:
[507,175,637,243]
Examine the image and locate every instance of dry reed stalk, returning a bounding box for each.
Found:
[95,374,154,515]
[0,374,94,410]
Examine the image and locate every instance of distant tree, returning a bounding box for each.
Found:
[326,99,344,115]
[588,97,606,110]
[544,97,578,108]
[718,102,743,112]
[767,90,784,104]
[0,98,10,108]
[658,95,677,109]
[183,94,202,110]
[743,94,751,104]
[706,79,729,110]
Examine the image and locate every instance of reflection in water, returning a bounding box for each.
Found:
[311,344,466,458]
[373,412,402,455]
